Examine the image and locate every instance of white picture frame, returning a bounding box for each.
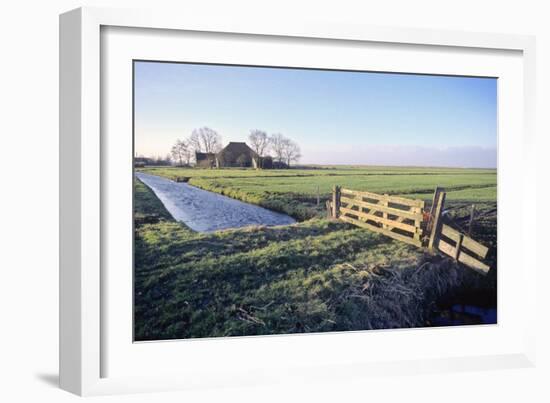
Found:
[60,6,537,396]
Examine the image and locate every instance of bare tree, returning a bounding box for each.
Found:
[282,138,301,167]
[188,127,223,154]
[269,133,287,164]
[248,129,269,167]
[171,139,191,166]
[187,131,202,152]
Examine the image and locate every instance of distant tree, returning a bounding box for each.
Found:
[282,138,301,167]
[248,129,270,168]
[171,139,191,166]
[187,132,201,153]
[188,127,223,154]
[269,133,287,165]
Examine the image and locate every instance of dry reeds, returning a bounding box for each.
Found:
[333,256,479,330]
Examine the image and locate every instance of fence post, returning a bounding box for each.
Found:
[427,186,442,233]
[316,185,320,206]
[382,194,389,229]
[453,233,464,261]
[332,185,340,219]
[428,190,446,251]
[414,203,423,240]
[468,204,476,236]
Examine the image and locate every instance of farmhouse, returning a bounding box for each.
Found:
[195,141,274,168]
[195,152,217,168]
[216,142,259,168]
[134,157,153,167]
[193,141,286,169]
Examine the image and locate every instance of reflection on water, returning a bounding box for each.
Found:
[431,304,497,326]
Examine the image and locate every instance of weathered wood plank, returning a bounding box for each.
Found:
[427,187,443,234]
[382,195,389,229]
[340,188,384,202]
[386,194,425,209]
[340,206,420,234]
[340,215,423,247]
[440,224,489,258]
[340,196,423,221]
[341,188,424,208]
[428,191,446,250]
[385,215,406,232]
[437,238,491,274]
[332,185,341,219]
[429,187,443,217]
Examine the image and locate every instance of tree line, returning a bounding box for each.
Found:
[169,127,301,168]
[248,130,301,168]
[170,127,222,166]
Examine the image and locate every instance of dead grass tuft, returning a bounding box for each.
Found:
[333,255,480,330]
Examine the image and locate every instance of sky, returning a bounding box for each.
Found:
[134,61,497,168]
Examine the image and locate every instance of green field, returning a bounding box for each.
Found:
[138,166,496,220]
[134,166,497,340]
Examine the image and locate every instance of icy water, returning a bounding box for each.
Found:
[431,304,497,326]
[136,172,296,232]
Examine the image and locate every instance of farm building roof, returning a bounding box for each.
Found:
[195,152,217,161]
[217,142,258,158]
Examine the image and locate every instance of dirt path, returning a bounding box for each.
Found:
[136,172,296,232]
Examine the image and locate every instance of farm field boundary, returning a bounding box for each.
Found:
[335,187,424,247]
[330,186,492,274]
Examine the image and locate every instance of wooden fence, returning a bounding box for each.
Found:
[332,186,425,247]
[425,186,491,274]
[330,185,492,274]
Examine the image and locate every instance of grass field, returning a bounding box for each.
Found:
[138,166,496,221]
[134,166,497,340]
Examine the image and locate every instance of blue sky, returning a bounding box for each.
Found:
[134,61,497,168]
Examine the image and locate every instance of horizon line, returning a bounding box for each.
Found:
[134,157,497,170]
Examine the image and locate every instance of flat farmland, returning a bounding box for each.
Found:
[138,166,496,220]
[133,165,497,340]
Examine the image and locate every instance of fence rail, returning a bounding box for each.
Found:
[333,186,425,247]
[330,185,492,274]
[437,234,490,273]
[441,224,489,258]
